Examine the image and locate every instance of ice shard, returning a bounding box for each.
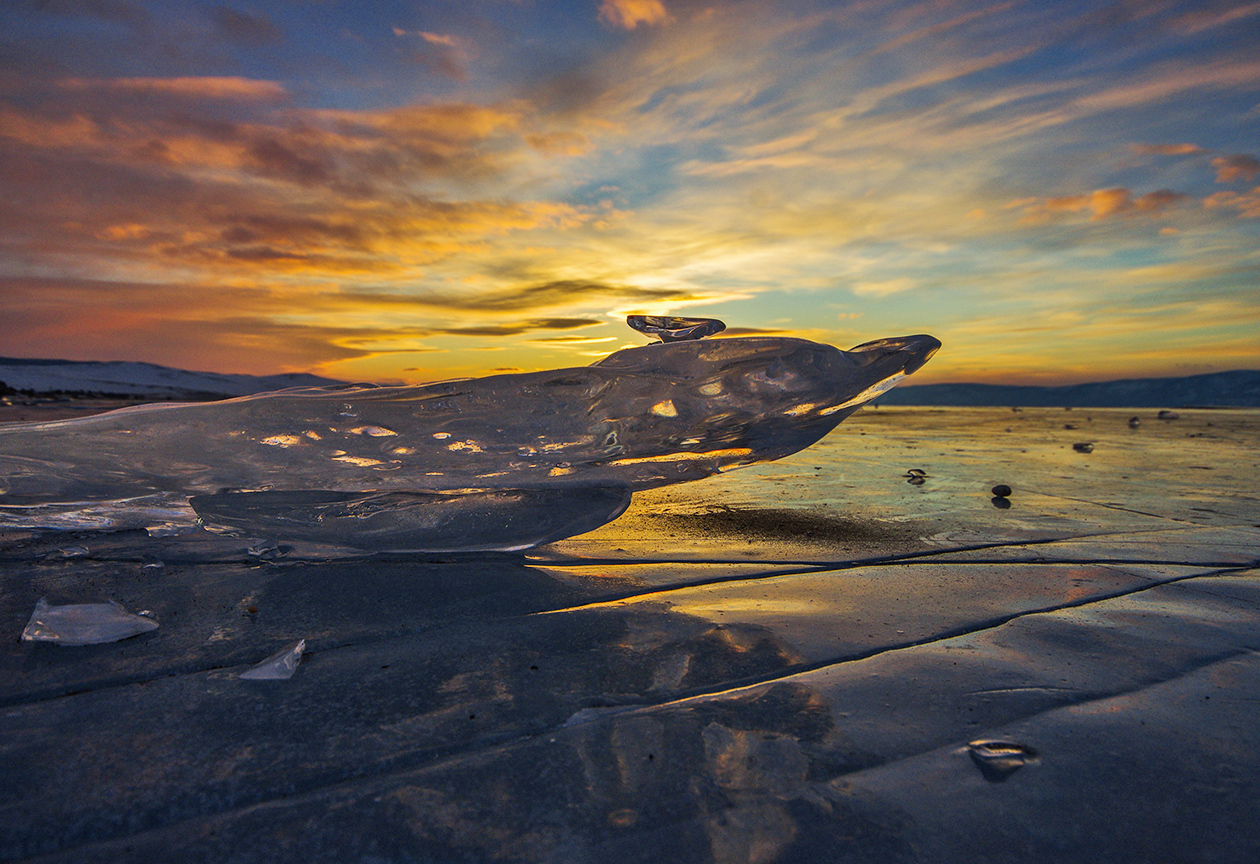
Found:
[240,639,305,680]
[21,598,159,646]
[0,328,940,550]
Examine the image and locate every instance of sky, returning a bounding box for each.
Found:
[0,0,1257,386]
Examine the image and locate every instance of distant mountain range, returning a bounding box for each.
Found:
[0,357,345,400]
[3,356,1258,407]
[876,369,1260,408]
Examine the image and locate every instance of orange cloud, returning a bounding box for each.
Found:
[1204,188,1260,218]
[1024,188,1187,221]
[0,79,627,296]
[59,76,289,100]
[1130,143,1203,155]
[1211,154,1260,183]
[598,0,670,30]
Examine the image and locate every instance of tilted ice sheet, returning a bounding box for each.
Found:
[240,639,305,681]
[0,335,939,550]
[22,598,159,646]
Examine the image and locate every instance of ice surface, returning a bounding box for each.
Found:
[0,327,940,550]
[21,598,159,646]
[191,486,632,551]
[239,639,305,680]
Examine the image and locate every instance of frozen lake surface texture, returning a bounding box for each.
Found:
[1,319,1258,862]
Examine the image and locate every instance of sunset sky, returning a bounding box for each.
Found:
[1,0,1257,386]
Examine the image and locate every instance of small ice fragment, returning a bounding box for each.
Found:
[21,597,159,646]
[57,546,90,559]
[146,521,197,538]
[627,315,726,342]
[966,739,1039,782]
[246,542,290,560]
[240,639,305,680]
[348,425,396,437]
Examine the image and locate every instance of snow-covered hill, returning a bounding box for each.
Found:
[0,357,346,399]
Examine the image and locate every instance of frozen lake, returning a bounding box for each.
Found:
[2,406,1258,862]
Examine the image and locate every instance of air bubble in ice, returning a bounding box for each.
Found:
[21,597,159,646]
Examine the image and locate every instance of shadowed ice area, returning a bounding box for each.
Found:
[0,329,940,551]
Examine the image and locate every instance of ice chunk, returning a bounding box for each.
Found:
[240,639,305,680]
[966,739,1039,782]
[21,597,159,646]
[0,331,940,549]
[627,315,726,342]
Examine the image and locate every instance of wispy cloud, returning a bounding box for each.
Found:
[1205,188,1260,218]
[1021,188,1189,222]
[1132,143,1203,156]
[208,5,282,45]
[1212,154,1260,184]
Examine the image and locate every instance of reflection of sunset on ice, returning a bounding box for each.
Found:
[1,0,1258,387]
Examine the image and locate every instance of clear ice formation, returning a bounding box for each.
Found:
[21,598,159,646]
[627,315,726,342]
[0,324,940,551]
[240,639,306,680]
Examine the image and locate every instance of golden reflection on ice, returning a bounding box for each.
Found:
[260,435,303,447]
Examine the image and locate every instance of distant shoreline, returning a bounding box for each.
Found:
[874,369,1260,408]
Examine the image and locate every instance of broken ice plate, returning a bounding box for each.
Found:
[21,597,159,646]
[240,639,306,680]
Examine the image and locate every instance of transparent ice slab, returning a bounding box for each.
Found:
[627,315,726,342]
[240,639,305,681]
[21,598,159,646]
[190,486,632,552]
[0,332,940,550]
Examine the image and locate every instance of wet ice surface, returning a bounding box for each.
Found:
[0,333,939,551]
[0,406,1258,863]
